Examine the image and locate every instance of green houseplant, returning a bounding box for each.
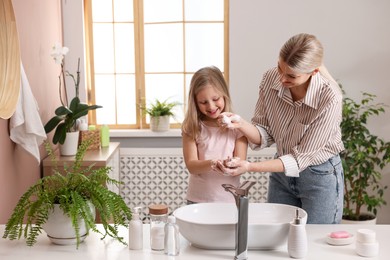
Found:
[141,98,180,131]
[341,89,390,221]
[2,139,132,248]
[142,98,180,117]
[44,97,102,145]
[45,43,101,145]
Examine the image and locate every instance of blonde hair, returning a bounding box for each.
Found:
[280,33,337,84]
[181,66,232,140]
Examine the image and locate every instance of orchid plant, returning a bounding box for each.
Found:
[44,43,102,145]
[50,43,74,107]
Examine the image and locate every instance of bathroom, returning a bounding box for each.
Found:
[1,0,389,232]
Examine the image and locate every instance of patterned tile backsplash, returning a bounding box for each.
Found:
[120,148,275,221]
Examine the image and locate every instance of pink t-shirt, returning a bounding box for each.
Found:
[186,122,244,203]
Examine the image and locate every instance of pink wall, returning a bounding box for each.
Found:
[0,0,63,223]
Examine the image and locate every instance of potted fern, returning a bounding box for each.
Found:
[341,89,390,222]
[141,98,180,131]
[2,139,132,248]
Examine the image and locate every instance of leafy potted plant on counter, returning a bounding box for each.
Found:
[2,139,132,248]
[45,44,101,155]
[341,88,390,222]
[141,98,180,132]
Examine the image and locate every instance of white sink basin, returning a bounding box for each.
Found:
[173,203,307,250]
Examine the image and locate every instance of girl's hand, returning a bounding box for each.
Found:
[216,159,250,177]
[218,112,242,129]
[211,159,226,175]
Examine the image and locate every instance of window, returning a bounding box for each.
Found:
[84,0,229,129]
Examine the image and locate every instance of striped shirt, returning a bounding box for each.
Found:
[250,67,345,177]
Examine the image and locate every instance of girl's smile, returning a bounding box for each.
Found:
[196,84,225,120]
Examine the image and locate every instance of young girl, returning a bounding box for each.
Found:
[181,66,248,204]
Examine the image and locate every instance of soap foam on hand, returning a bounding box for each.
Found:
[222,114,241,128]
[223,156,240,168]
[219,157,240,176]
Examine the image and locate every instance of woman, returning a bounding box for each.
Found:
[220,33,344,224]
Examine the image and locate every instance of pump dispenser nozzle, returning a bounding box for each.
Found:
[133,207,142,219]
[293,208,301,224]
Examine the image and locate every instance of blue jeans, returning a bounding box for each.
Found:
[267,155,344,224]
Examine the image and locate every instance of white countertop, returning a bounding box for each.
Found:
[1,224,388,259]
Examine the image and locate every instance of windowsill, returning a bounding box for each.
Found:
[110,128,277,156]
[109,129,182,138]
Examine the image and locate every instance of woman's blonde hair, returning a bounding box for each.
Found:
[279,33,337,84]
[181,66,232,140]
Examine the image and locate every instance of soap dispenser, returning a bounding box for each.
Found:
[129,207,143,250]
[288,208,307,259]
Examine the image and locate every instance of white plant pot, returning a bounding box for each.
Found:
[150,115,170,132]
[60,131,80,156]
[43,203,95,245]
[341,214,377,225]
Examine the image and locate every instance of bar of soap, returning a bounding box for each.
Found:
[327,231,354,246]
[330,231,351,239]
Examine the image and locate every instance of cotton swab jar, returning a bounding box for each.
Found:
[355,229,379,257]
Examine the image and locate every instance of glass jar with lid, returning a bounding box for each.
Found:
[148,204,168,250]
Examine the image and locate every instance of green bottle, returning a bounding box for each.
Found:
[101,124,110,147]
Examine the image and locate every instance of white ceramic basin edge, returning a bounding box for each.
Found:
[173,203,307,250]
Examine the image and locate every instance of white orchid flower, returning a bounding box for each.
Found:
[50,43,69,64]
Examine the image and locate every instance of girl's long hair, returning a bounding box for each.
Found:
[181,66,232,140]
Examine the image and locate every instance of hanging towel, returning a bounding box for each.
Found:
[9,63,47,163]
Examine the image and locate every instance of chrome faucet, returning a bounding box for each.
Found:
[222,181,256,260]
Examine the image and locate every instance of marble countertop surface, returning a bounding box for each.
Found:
[1,224,388,259]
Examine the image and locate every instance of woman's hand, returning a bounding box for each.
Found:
[218,112,242,129]
[215,158,251,177]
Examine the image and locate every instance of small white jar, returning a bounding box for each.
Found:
[149,204,168,251]
[355,229,379,257]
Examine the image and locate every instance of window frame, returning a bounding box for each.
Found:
[84,0,229,129]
